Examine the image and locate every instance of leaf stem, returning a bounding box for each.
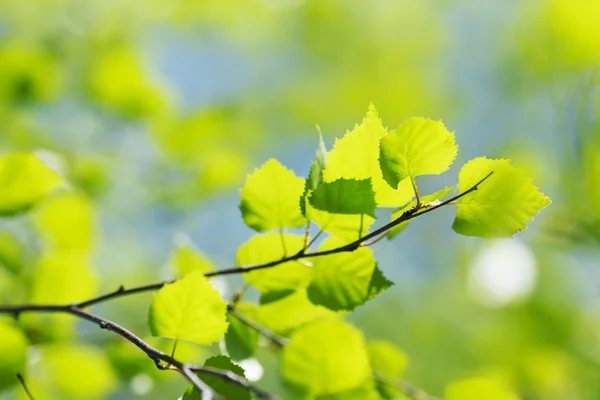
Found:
[17,373,35,400]
[227,304,288,348]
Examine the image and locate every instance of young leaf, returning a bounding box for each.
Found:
[183,355,250,400]
[367,341,409,399]
[0,322,28,390]
[301,133,328,216]
[254,290,336,336]
[387,186,456,239]
[323,104,414,207]
[237,233,310,293]
[0,153,61,216]
[225,304,259,361]
[148,271,228,345]
[445,377,519,400]
[306,203,375,241]
[281,318,371,396]
[379,117,457,190]
[307,237,391,311]
[169,241,214,278]
[239,159,306,232]
[452,158,551,237]
[309,178,377,217]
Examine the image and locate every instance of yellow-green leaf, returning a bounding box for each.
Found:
[307,237,391,311]
[0,153,61,216]
[169,241,215,278]
[379,117,457,189]
[281,318,371,396]
[148,271,228,344]
[240,159,306,232]
[0,322,28,390]
[445,377,520,400]
[323,104,414,207]
[452,158,551,237]
[368,340,409,399]
[307,202,375,241]
[237,233,310,293]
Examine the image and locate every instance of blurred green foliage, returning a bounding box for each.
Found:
[0,0,600,399]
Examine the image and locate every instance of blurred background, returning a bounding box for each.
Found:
[1,0,600,398]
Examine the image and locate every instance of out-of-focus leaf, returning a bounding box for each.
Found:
[169,242,214,278]
[225,303,259,361]
[301,133,328,216]
[0,153,61,216]
[281,318,371,396]
[368,340,409,399]
[183,355,250,400]
[445,377,520,400]
[0,230,24,273]
[0,321,28,390]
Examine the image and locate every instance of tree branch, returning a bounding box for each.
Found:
[16,373,35,400]
[0,305,275,399]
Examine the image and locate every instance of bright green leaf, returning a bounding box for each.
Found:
[309,179,377,217]
[366,265,394,302]
[445,377,520,400]
[33,191,96,251]
[388,186,456,239]
[323,104,414,207]
[0,153,61,216]
[148,271,228,345]
[368,340,409,399]
[225,303,259,361]
[239,159,306,232]
[0,230,24,273]
[317,379,381,400]
[255,290,336,336]
[379,117,457,189]
[183,355,250,400]
[237,233,310,293]
[170,241,214,278]
[281,318,371,396]
[0,322,28,390]
[307,203,375,241]
[452,158,551,237]
[301,133,328,216]
[307,237,391,311]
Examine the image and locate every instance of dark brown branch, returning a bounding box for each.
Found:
[0,305,275,399]
[0,172,493,316]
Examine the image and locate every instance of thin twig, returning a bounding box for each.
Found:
[0,305,274,399]
[16,373,35,400]
[227,304,289,348]
[374,373,439,400]
[0,172,493,317]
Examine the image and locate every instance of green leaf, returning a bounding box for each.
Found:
[317,379,381,400]
[255,290,336,336]
[445,377,520,400]
[323,104,414,207]
[33,191,96,251]
[183,355,250,400]
[309,179,377,217]
[237,233,311,293]
[240,159,307,232]
[307,237,391,311]
[366,265,394,301]
[379,117,457,189]
[0,230,24,273]
[307,204,375,241]
[0,153,62,216]
[368,341,409,399]
[301,133,328,216]
[148,271,228,345]
[225,303,259,361]
[452,158,551,237]
[169,241,214,278]
[0,322,28,390]
[38,344,118,399]
[281,318,371,396]
[388,186,456,239]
